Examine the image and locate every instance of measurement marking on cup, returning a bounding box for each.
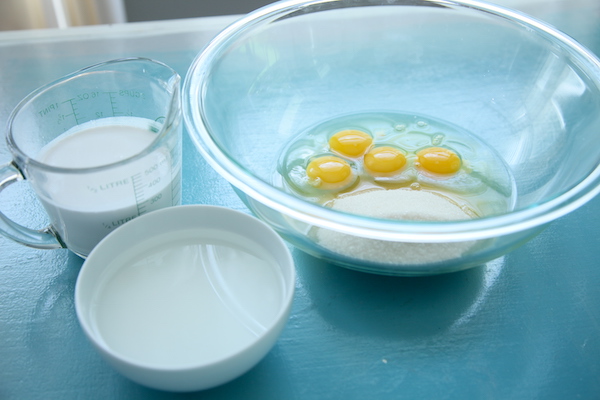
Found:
[37,102,60,117]
[108,92,121,117]
[131,173,147,215]
[107,91,134,117]
[62,98,81,124]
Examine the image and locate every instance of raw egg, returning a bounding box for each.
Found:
[329,130,373,157]
[416,147,461,174]
[364,146,406,175]
[306,155,356,191]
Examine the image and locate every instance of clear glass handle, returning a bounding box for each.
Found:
[0,161,64,249]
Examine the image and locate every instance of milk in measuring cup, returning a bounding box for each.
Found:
[34,117,180,256]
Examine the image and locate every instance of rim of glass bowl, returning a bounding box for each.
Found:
[183,0,600,243]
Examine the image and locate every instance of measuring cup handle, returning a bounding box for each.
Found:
[0,161,64,250]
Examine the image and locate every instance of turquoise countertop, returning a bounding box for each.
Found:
[1,1,599,399]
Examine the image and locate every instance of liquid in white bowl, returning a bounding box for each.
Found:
[90,229,286,368]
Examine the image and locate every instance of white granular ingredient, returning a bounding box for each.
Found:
[315,189,476,265]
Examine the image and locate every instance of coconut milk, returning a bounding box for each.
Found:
[34,117,180,256]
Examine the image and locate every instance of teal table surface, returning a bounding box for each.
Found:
[1,1,599,399]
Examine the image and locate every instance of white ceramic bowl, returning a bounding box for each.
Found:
[75,205,295,392]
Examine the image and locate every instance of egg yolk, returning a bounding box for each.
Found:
[306,155,354,188]
[364,146,406,174]
[416,147,461,174]
[329,130,373,157]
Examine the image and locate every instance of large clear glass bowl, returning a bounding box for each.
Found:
[183,0,600,275]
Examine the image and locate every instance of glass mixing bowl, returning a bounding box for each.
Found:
[183,0,600,275]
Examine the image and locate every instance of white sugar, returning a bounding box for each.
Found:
[326,189,473,221]
[315,189,476,265]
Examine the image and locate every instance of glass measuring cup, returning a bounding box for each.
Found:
[0,57,182,257]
